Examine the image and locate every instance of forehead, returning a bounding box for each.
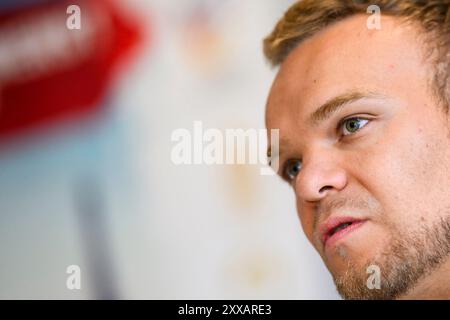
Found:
[265,15,430,131]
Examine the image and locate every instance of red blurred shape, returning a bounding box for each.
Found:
[0,0,143,140]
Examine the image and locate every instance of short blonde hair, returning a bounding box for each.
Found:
[263,0,450,111]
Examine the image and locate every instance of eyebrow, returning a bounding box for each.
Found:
[309,90,385,125]
[267,90,387,165]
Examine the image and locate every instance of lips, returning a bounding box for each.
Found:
[320,216,367,248]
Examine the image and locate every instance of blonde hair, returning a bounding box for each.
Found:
[263,0,450,111]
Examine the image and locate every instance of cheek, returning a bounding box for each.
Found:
[353,123,446,226]
[296,198,316,244]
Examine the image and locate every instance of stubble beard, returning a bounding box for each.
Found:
[332,215,450,300]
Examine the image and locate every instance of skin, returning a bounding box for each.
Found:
[265,15,450,299]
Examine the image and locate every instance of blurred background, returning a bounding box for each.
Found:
[0,0,339,299]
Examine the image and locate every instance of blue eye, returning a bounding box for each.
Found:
[283,159,302,182]
[341,117,370,136]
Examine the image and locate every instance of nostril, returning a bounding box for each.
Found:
[319,186,332,193]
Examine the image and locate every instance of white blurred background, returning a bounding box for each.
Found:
[0,0,339,299]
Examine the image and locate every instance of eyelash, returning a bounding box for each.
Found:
[280,116,371,183]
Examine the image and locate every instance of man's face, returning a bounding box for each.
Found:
[266,15,450,299]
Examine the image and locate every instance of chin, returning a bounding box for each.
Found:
[324,237,386,277]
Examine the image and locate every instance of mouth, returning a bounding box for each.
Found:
[320,217,367,249]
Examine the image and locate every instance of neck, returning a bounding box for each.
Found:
[397,256,450,300]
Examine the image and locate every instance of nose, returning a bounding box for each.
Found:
[294,151,348,203]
